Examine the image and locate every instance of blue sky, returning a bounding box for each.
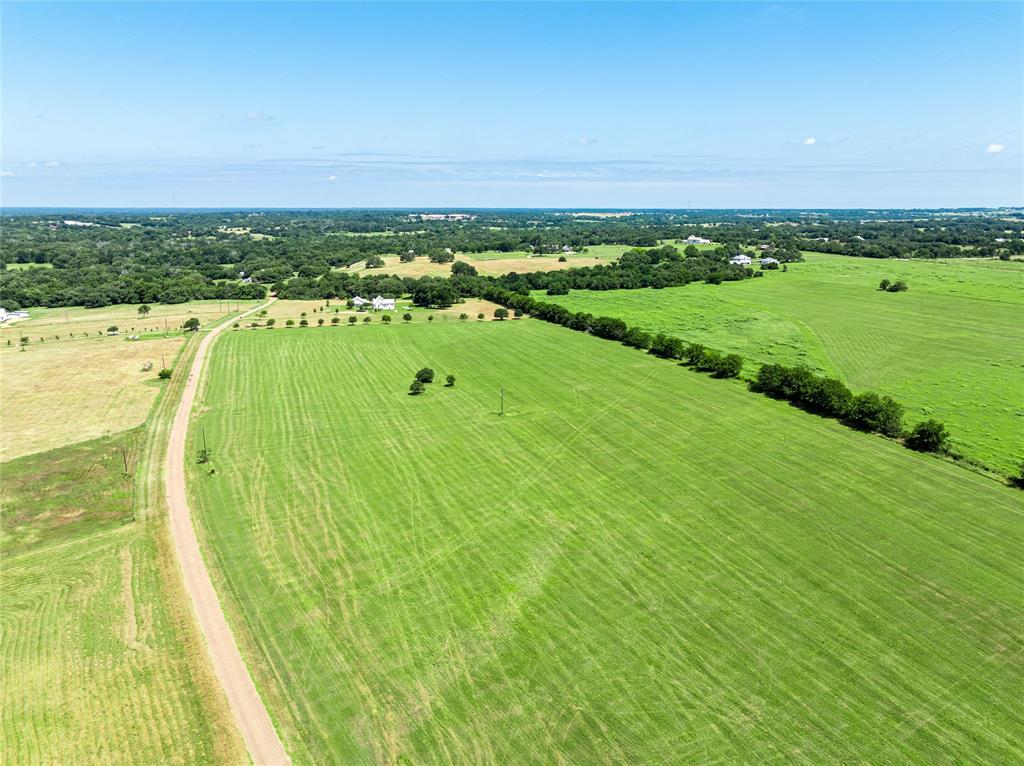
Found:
[2,2,1021,208]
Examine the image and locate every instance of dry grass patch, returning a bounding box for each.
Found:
[0,336,185,461]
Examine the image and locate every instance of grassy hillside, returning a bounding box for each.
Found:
[543,254,1024,473]
[189,320,1024,765]
[1,336,245,766]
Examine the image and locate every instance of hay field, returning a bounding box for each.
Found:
[546,254,1024,474]
[189,321,1023,764]
[348,245,625,278]
[1,336,245,766]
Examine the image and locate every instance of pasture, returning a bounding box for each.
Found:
[189,320,1023,765]
[348,245,625,278]
[0,300,259,460]
[544,254,1024,474]
[1,336,244,766]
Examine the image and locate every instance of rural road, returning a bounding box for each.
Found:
[164,301,291,766]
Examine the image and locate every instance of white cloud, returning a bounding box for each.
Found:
[44,160,60,167]
[246,111,278,124]
[568,137,599,145]
[803,137,817,146]
[1,170,14,177]
[327,175,337,181]
[986,143,1005,154]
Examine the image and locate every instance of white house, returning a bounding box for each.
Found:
[351,296,370,307]
[0,307,29,323]
[372,295,395,311]
[684,235,712,245]
[729,254,752,266]
[760,257,780,266]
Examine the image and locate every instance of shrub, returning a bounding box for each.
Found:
[886,280,908,292]
[878,278,891,291]
[158,368,172,380]
[905,419,949,453]
[330,316,339,325]
[286,319,295,327]
[1010,463,1024,489]
[459,313,468,320]
[649,333,685,360]
[557,255,567,262]
[299,319,309,327]
[683,343,706,366]
[415,367,435,384]
[409,380,425,396]
[477,313,485,320]
[710,353,743,379]
[445,374,456,387]
[622,327,652,350]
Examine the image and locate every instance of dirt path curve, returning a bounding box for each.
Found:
[165,301,291,765]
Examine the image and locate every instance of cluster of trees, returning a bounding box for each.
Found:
[878,278,909,292]
[408,367,453,394]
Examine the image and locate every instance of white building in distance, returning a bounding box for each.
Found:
[372,295,395,311]
[729,254,752,266]
[684,235,712,245]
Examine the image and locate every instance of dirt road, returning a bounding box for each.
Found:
[165,303,291,765]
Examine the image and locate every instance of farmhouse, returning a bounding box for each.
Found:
[372,295,395,311]
[0,307,29,323]
[760,257,780,266]
[729,254,752,266]
[351,296,370,307]
[684,235,712,245]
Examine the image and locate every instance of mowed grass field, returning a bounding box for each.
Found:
[189,320,1023,765]
[0,300,260,460]
[544,254,1024,474]
[1,335,245,765]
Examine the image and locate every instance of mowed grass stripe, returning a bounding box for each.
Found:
[190,321,1023,765]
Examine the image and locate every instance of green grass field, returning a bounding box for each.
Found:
[1,335,244,766]
[189,320,1024,765]
[542,253,1024,474]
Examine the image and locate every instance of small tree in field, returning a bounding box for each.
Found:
[403,313,412,323]
[878,279,891,291]
[445,374,456,387]
[299,319,309,327]
[107,326,119,335]
[317,317,324,326]
[183,317,201,332]
[138,304,151,319]
[459,313,468,320]
[494,308,509,320]
[409,379,425,396]
[331,316,340,325]
[363,316,371,324]
[477,313,484,321]
[905,420,949,453]
[513,308,523,319]
[415,367,435,384]
[158,368,172,380]
[286,319,295,327]
[348,316,357,325]
[267,318,276,328]
[382,314,392,324]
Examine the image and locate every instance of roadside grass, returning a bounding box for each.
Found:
[189,320,1024,765]
[543,253,1024,474]
[1,430,141,556]
[0,329,245,766]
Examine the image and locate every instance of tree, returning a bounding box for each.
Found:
[459,313,468,320]
[299,318,309,327]
[415,367,435,383]
[879,278,891,291]
[451,261,478,277]
[183,317,200,332]
[267,318,276,328]
[557,255,567,262]
[649,333,684,360]
[364,254,385,269]
[849,392,903,436]
[348,316,357,325]
[107,325,119,335]
[427,315,434,323]
[138,304,151,319]
[158,368,172,379]
[403,313,412,323]
[887,280,908,292]
[513,307,524,319]
[382,314,392,324]
[477,313,485,321]
[494,308,509,320]
[905,420,949,452]
[362,316,371,324]
[331,316,340,325]
[19,336,29,350]
[409,379,425,395]
[445,374,456,387]
[286,318,295,327]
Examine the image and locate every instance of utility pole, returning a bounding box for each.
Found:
[164,317,168,337]
[161,353,166,370]
[202,428,208,455]
[121,447,129,477]
[499,386,504,416]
